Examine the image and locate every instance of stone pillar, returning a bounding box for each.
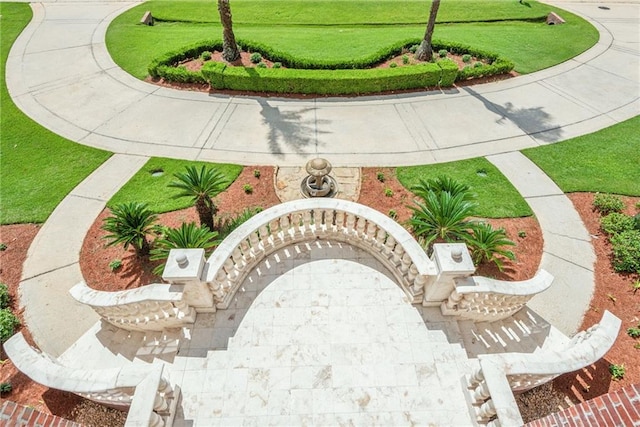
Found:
[422,243,475,306]
[163,249,214,312]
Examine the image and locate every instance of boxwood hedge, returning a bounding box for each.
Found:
[147,39,513,95]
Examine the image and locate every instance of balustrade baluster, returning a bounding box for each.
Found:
[478,398,496,420]
[335,211,345,233]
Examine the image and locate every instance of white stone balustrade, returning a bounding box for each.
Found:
[441,269,553,322]
[70,281,196,332]
[202,199,439,309]
[468,310,621,426]
[3,332,179,426]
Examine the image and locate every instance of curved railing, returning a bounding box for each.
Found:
[441,269,553,322]
[468,310,621,426]
[70,281,195,332]
[3,332,179,426]
[204,198,439,308]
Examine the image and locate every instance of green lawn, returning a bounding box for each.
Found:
[397,158,533,218]
[523,117,640,196]
[0,3,112,224]
[107,0,597,79]
[108,158,242,213]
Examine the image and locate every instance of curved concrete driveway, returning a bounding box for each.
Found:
[9,1,639,356]
[6,1,639,167]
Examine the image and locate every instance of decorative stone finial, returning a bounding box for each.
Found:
[451,248,463,262]
[176,254,189,268]
[306,158,332,177]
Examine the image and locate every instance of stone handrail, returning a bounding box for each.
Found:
[3,332,179,426]
[203,198,439,308]
[70,281,196,332]
[468,310,621,426]
[441,269,553,322]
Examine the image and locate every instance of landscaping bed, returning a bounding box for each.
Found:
[2,174,636,422]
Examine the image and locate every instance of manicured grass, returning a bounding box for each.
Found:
[397,158,533,218]
[523,117,640,196]
[107,0,597,79]
[107,158,242,213]
[0,3,111,225]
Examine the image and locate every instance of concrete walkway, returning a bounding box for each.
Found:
[7,1,638,355]
[6,1,638,166]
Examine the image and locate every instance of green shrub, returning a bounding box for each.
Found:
[253,169,261,178]
[376,172,385,182]
[203,59,457,95]
[272,62,282,69]
[610,230,640,274]
[593,193,625,215]
[243,184,254,194]
[108,259,122,272]
[250,52,262,63]
[0,243,6,251]
[217,207,263,240]
[0,284,9,309]
[474,62,483,68]
[409,44,419,54]
[465,222,516,270]
[402,54,410,65]
[627,325,640,339]
[102,202,158,258]
[609,364,625,381]
[0,309,19,343]
[200,51,212,61]
[601,212,634,235]
[389,63,398,68]
[411,176,475,201]
[256,62,267,69]
[462,54,472,63]
[150,222,220,275]
[384,188,393,197]
[438,49,448,58]
[633,213,640,230]
[388,209,398,219]
[0,382,12,394]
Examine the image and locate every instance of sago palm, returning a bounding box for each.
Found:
[169,165,229,232]
[465,222,516,270]
[150,222,220,275]
[411,175,476,202]
[102,202,158,258]
[408,190,478,249]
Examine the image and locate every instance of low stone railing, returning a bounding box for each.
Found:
[3,332,179,426]
[70,281,196,332]
[202,199,439,308]
[468,310,621,426]
[441,269,553,322]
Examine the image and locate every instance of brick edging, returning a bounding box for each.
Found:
[0,400,83,427]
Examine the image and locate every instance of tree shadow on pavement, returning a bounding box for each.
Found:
[463,87,563,143]
[258,99,329,157]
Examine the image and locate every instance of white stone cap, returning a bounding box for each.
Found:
[163,248,205,282]
[432,243,475,274]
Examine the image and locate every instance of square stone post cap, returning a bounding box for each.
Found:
[162,249,205,284]
[432,243,475,275]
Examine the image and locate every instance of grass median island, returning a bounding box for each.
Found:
[397,158,533,218]
[107,0,597,80]
[0,3,111,225]
[107,158,242,214]
[523,116,640,196]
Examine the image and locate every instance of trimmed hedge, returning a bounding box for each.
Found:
[148,39,513,95]
[203,59,458,95]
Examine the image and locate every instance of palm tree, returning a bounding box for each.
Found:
[150,222,220,275]
[218,0,240,61]
[465,222,516,270]
[408,190,477,250]
[414,0,441,62]
[169,165,229,231]
[102,202,158,258]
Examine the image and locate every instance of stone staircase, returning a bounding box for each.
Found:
[457,308,570,359]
